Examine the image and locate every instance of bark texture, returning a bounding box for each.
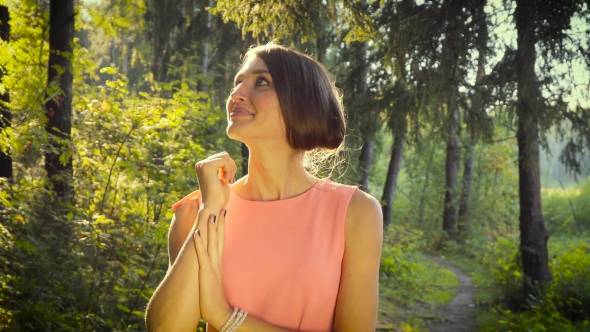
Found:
[418,148,435,227]
[0,6,12,181]
[457,142,475,235]
[358,138,374,192]
[354,40,373,192]
[514,0,551,284]
[45,0,74,198]
[381,129,406,228]
[442,103,460,239]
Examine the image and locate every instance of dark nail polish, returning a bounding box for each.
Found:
[213,215,217,223]
[224,210,227,217]
[197,229,201,237]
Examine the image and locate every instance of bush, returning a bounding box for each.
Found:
[493,242,590,331]
[379,225,426,290]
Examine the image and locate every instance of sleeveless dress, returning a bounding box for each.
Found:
[172,179,358,332]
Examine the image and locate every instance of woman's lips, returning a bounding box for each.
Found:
[230,107,253,117]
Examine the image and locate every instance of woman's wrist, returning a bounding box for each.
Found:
[199,203,225,215]
[211,306,234,331]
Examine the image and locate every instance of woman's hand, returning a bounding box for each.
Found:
[194,151,238,211]
[194,210,232,330]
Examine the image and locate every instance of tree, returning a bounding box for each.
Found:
[0,6,11,181]
[45,0,75,199]
[513,0,551,283]
[439,0,475,240]
[510,0,590,286]
[457,1,489,236]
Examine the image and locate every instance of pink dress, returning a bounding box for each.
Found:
[172,179,358,332]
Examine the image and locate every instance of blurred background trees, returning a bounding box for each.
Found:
[0,0,589,330]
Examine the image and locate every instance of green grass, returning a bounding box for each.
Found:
[377,255,460,331]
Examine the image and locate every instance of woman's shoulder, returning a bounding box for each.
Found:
[343,187,383,240]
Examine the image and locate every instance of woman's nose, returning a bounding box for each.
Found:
[230,83,248,102]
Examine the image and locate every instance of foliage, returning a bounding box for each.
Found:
[380,224,426,290]
[494,242,590,331]
[0,1,230,329]
[542,181,590,233]
[439,226,590,332]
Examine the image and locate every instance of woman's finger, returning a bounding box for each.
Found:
[219,153,236,184]
[194,156,232,180]
[212,152,237,184]
[208,213,219,273]
[193,229,210,269]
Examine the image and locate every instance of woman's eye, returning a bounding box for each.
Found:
[256,78,269,86]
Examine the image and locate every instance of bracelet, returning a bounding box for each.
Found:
[227,309,248,332]
[219,307,238,332]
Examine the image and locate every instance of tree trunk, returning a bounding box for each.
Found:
[316,33,326,64]
[110,36,115,64]
[45,0,74,199]
[514,0,551,285]
[200,0,213,93]
[440,0,463,240]
[0,6,12,181]
[241,143,249,177]
[122,36,128,77]
[381,128,406,229]
[358,138,374,192]
[442,102,460,239]
[457,138,475,235]
[458,3,486,236]
[418,148,435,228]
[354,38,372,192]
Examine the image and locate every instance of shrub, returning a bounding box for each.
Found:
[379,225,426,290]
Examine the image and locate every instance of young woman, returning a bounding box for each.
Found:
[145,43,383,332]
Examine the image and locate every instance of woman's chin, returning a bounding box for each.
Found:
[226,124,250,143]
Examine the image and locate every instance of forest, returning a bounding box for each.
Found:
[0,0,589,331]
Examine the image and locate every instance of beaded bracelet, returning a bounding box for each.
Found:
[219,307,238,332]
[227,309,248,332]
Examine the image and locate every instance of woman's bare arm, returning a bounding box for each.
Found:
[333,190,383,331]
[145,200,221,332]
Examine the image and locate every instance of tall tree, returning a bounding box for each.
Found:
[440,0,471,240]
[381,107,407,228]
[45,0,75,199]
[458,1,488,236]
[0,6,11,181]
[513,0,552,284]
[352,40,373,191]
[510,0,589,285]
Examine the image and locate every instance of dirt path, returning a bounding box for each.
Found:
[423,255,477,332]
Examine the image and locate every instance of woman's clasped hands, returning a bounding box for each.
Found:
[193,152,239,329]
[193,210,233,329]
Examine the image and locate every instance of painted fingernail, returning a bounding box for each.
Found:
[197,229,201,237]
[224,210,227,217]
[213,215,217,223]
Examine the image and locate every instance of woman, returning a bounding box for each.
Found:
[145,43,383,332]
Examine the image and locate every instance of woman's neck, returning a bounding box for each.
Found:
[235,145,316,201]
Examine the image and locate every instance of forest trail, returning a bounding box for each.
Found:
[423,255,477,332]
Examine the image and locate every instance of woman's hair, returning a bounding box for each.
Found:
[244,43,346,151]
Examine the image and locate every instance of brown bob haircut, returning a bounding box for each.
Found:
[245,44,346,151]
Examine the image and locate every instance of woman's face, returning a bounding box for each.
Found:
[226,56,287,146]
